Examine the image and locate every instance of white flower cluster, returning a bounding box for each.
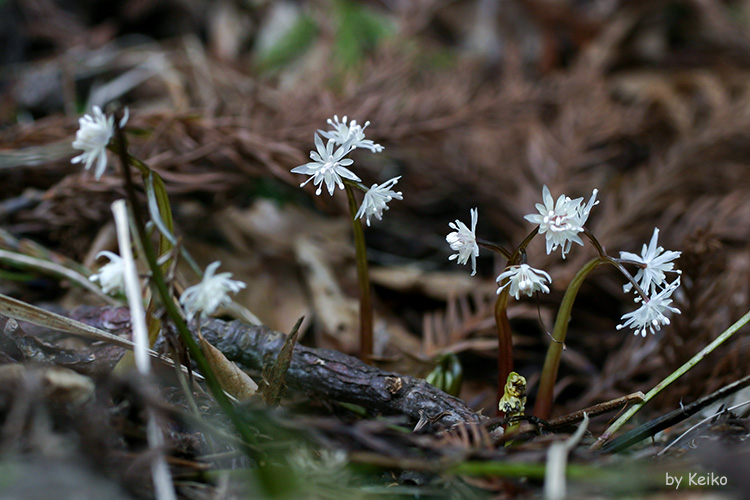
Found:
[180,261,246,322]
[71,106,128,180]
[497,264,551,300]
[445,186,683,338]
[319,115,384,153]
[446,207,552,295]
[617,228,682,336]
[524,185,599,259]
[446,208,480,276]
[89,250,126,295]
[292,115,402,225]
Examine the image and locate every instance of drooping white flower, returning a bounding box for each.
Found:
[616,277,681,337]
[446,208,480,276]
[320,115,384,153]
[89,250,126,295]
[71,106,128,180]
[291,133,360,196]
[355,176,403,226]
[524,185,599,258]
[496,264,552,300]
[180,261,246,322]
[620,228,681,295]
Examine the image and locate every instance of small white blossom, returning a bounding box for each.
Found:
[446,208,480,276]
[180,261,246,322]
[355,176,403,226]
[89,251,125,295]
[291,133,360,196]
[320,115,384,153]
[616,277,681,337]
[524,185,599,258]
[620,228,681,295]
[71,106,128,180]
[496,264,552,300]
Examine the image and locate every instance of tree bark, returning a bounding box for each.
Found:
[70,307,483,429]
[197,317,484,429]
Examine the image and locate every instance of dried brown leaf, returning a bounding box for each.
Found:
[198,331,258,402]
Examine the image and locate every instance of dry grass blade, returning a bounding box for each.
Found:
[0,249,117,305]
[0,292,140,351]
[0,292,199,378]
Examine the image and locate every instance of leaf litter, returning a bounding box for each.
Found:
[1,0,750,498]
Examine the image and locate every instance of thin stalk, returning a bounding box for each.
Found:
[493,227,538,413]
[344,182,373,363]
[511,228,539,264]
[592,307,750,451]
[477,239,512,260]
[533,257,604,419]
[495,287,513,411]
[584,229,647,301]
[112,115,260,452]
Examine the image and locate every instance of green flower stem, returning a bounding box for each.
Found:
[112,117,260,453]
[533,257,605,420]
[495,287,513,410]
[592,307,750,451]
[344,182,373,363]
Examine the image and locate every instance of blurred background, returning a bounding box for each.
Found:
[1,0,750,419]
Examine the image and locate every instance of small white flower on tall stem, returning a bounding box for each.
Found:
[620,228,681,295]
[616,277,681,337]
[71,106,121,180]
[355,176,403,226]
[320,115,384,153]
[291,134,360,196]
[180,261,246,322]
[524,185,599,258]
[446,208,480,276]
[496,264,552,300]
[89,250,125,295]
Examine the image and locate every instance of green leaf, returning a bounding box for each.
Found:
[255,14,318,72]
[333,0,393,69]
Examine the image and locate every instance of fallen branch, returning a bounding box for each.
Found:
[197,317,484,429]
[71,307,483,429]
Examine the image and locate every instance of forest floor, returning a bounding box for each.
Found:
[1,1,750,498]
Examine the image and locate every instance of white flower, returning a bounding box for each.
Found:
[496,264,552,300]
[89,251,125,295]
[291,134,360,196]
[71,106,114,180]
[71,106,128,180]
[355,176,403,226]
[524,185,599,258]
[180,261,246,321]
[320,115,384,153]
[446,208,480,276]
[620,228,681,295]
[616,277,681,337]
